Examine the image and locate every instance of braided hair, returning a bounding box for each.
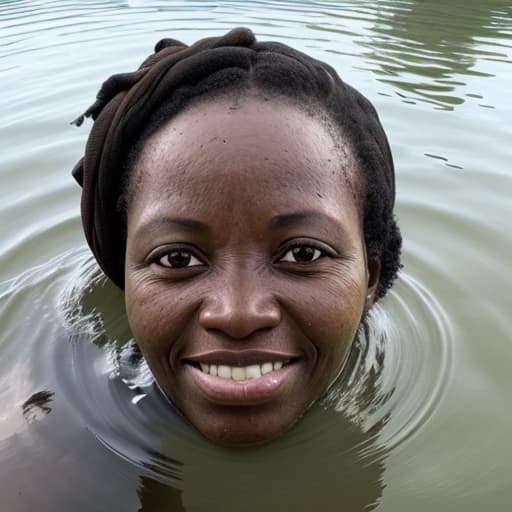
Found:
[72,27,401,299]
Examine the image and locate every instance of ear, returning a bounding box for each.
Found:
[365,256,381,311]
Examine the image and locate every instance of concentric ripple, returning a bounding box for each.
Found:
[47,245,455,476]
[322,269,454,451]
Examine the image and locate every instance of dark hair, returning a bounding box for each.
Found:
[72,27,401,299]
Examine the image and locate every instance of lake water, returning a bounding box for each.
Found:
[1,1,511,511]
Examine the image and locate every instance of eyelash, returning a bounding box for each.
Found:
[276,242,330,264]
[148,240,335,270]
[148,245,205,269]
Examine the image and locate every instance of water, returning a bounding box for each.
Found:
[1,1,511,510]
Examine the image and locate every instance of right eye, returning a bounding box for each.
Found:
[153,248,204,269]
[279,245,324,263]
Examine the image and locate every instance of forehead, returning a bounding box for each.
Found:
[130,94,362,220]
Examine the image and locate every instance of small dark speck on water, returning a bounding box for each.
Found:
[424,153,448,162]
[22,391,55,422]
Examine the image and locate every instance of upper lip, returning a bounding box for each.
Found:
[182,349,301,366]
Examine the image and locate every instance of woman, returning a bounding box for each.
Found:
[72,27,401,447]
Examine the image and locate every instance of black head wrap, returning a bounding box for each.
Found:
[71,27,400,296]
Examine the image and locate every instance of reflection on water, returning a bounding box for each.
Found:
[360,0,512,109]
[1,0,512,511]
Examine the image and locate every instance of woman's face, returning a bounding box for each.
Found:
[124,94,380,446]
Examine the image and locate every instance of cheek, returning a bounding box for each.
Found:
[125,279,190,357]
[287,266,367,353]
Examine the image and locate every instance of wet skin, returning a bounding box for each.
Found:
[124,94,380,446]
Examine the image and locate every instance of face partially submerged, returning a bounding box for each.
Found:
[124,94,380,446]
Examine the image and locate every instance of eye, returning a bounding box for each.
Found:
[278,245,324,263]
[156,249,203,268]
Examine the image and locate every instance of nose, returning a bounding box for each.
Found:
[198,269,281,339]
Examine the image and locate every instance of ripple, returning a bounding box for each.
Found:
[323,270,454,450]
[53,254,187,483]
[38,253,390,509]
[47,244,456,469]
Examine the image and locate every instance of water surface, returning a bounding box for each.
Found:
[1,1,511,511]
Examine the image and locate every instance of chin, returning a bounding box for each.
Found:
[183,405,304,448]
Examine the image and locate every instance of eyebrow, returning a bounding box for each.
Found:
[269,211,329,229]
[137,216,210,235]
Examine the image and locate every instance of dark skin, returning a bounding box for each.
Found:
[124,93,380,447]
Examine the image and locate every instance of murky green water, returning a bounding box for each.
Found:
[1,1,511,510]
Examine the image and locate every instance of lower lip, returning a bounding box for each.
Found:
[185,363,301,406]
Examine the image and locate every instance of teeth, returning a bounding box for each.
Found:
[261,362,273,375]
[246,365,262,379]
[232,367,246,381]
[218,365,231,379]
[197,361,289,381]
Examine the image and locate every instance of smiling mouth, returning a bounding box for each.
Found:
[183,357,301,406]
[181,350,302,405]
[191,360,292,381]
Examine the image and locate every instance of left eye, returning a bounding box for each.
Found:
[158,250,203,268]
[279,246,324,263]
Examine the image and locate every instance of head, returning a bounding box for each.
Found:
[72,28,401,446]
